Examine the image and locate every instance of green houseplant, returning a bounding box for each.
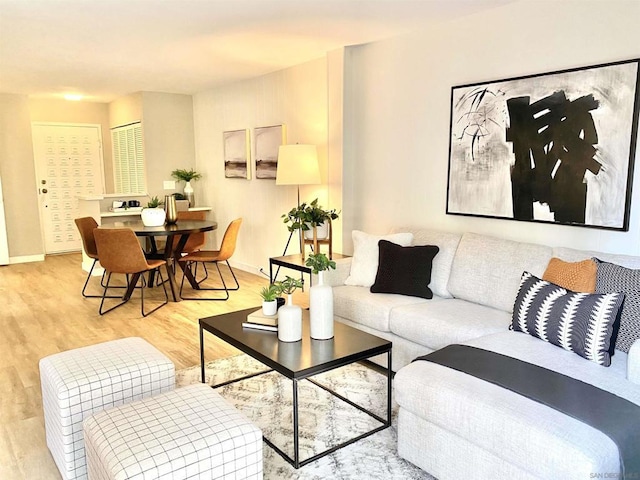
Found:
[146,196,163,208]
[171,168,202,182]
[282,198,339,234]
[141,196,166,227]
[171,168,201,207]
[305,253,337,275]
[259,283,281,315]
[275,276,303,295]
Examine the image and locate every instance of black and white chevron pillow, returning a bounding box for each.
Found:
[511,272,624,366]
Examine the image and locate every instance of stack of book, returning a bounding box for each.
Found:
[242,309,278,332]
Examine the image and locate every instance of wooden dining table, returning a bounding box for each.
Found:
[98,219,218,302]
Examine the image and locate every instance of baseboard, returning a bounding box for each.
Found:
[229,260,268,279]
[9,254,46,264]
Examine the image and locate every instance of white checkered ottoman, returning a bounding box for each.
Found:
[39,337,175,480]
[83,383,264,479]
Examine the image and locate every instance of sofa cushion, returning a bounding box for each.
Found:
[594,259,640,354]
[332,285,431,332]
[447,232,552,312]
[389,298,510,351]
[394,331,638,480]
[542,257,597,293]
[370,240,439,299]
[512,272,624,366]
[344,230,413,287]
[392,228,462,298]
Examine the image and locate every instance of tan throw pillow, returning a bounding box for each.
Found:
[542,257,597,293]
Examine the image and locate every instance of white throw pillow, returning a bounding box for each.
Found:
[344,230,414,287]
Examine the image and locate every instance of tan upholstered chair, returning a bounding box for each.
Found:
[178,218,242,300]
[94,228,168,316]
[74,217,124,298]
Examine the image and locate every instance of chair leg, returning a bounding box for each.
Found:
[141,267,168,317]
[98,272,131,315]
[81,260,124,299]
[179,261,234,301]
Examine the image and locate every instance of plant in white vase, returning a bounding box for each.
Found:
[275,276,303,342]
[141,196,166,227]
[305,253,337,339]
[259,283,280,316]
[282,198,339,240]
[171,168,202,207]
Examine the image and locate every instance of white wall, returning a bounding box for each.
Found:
[193,57,332,274]
[344,0,640,255]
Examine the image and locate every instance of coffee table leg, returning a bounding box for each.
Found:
[293,378,300,469]
[200,325,205,384]
[387,349,392,426]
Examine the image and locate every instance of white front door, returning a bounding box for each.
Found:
[32,123,105,254]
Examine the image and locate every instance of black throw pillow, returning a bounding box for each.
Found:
[370,240,439,299]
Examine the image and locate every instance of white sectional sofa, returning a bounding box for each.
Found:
[323,228,640,480]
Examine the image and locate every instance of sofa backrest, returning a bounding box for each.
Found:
[392,227,462,298]
[448,232,553,312]
[553,247,640,269]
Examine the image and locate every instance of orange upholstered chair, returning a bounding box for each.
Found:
[178,218,242,300]
[74,217,125,298]
[94,228,168,316]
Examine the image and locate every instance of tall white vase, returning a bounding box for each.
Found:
[310,271,334,339]
[184,180,195,207]
[278,294,302,342]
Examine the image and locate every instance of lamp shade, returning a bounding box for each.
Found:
[276,144,321,186]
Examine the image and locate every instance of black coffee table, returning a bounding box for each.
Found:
[199,307,392,469]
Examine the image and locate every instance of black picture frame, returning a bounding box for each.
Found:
[446,58,640,231]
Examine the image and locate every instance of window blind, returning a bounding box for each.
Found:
[111,122,146,194]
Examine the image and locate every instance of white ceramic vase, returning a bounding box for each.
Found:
[304,221,329,240]
[184,180,195,207]
[309,271,334,339]
[262,300,277,316]
[278,294,302,342]
[141,207,166,227]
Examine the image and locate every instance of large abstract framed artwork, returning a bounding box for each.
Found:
[255,125,286,179]
[224,129,251,179]
[446,59,640,231]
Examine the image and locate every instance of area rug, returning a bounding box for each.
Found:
[176,354,434,479]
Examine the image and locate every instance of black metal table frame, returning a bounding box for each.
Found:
[269,254,312,290]
[199,324,392,469]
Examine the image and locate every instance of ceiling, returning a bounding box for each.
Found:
[0,0,514,103]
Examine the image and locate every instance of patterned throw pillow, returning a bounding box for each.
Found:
[594,259,640,353]
[511,272,624,366]
[543,257,597,293]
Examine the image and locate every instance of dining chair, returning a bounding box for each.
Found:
[74,217,125,299]
[94,228,168,316]
[178,218,242,300]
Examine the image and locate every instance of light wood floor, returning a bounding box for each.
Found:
[0,253,307,479]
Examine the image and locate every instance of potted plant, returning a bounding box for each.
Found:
[141,196,166,227]
[171,168,202,207]
[305,253,337,339]
[274,276,304,342]
[259,283,280,316]
[282,198,339,242]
